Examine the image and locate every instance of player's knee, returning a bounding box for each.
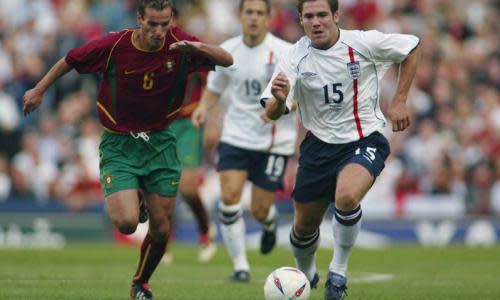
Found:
[149,227,169,242]
[114,219,138,235]
[221,189,240,205]
[335,186,361,211]
[293,220,318,236]
[250,205,267,222]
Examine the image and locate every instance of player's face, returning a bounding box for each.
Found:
[240,0,269,41]
[300,0,339,50]
[137,7,172,50]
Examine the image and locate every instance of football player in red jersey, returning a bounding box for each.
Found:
[22,1,232,299]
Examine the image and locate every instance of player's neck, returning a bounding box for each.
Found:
[133,29,164,52]
[243,33,266,48]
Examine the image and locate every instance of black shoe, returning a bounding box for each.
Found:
[229,270,250,282]
[260,220,278,255]
[310,272,320,289]
[130,282,153,300]
[324,272,348,300]
[138,194,148,223]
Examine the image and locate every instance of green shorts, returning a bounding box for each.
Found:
[99,127,181,197]
[169,118,203,169]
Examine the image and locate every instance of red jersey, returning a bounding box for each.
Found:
[65,27,214,133]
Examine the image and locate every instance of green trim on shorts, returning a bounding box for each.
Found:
[169,118,203,168]
[99,127,181,197]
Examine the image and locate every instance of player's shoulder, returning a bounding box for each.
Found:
[219,35,243,52]
[286,36,312,59]
[265,33,293,50]
[88,29,131,47]
[168,26,200,42]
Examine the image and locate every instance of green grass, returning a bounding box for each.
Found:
[1,243,499,299]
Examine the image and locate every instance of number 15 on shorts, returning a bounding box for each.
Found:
[355,147,377,162]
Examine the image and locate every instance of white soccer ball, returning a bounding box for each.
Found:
[263,267,311,300]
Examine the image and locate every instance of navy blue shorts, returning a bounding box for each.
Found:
[217,142,289,192]
[293,131,390,203]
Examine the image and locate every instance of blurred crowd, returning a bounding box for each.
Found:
[0,0,498,215]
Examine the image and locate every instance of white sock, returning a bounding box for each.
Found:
[289,227,320,282]
[262,205,277,231]
[218,202,249,271]
[329,206,362,277]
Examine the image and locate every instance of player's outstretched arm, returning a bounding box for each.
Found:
[23,57,72,116]
[192,89,221,128]
[169,41,233,67]
[387,44,421,132]
[265,72,289,120]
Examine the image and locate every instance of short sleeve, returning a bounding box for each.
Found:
[65,33,117,74]
[206,66,229,95]
[362,30,420,63]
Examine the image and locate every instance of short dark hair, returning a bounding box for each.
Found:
[297,0,339,15]
[138,0,172,18]
[239,0,271,14]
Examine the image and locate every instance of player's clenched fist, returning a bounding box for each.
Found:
[271,72,290,103]
[22,88,43,116]
[387,98,411,132]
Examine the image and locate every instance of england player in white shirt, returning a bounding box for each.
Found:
[192,0,298,283]
[261,0,420,299]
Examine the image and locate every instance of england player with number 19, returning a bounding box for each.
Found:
[192,0,297,283]
[261,0,420,299]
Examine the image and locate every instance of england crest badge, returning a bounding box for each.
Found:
[346,61,361,80]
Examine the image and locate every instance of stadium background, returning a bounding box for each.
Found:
[0,0,498,248]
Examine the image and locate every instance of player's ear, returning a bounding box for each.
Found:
[333,11,339,24]
[299,14,304,26]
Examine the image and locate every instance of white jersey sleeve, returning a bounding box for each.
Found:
[206,40,236,94]
[359,30,420,63]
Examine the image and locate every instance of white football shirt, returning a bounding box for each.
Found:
[207,33,298,155]
[261,29,420,144]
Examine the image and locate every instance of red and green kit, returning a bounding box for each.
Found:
[65,27,214,133]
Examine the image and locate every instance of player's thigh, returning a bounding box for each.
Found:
[293,134,336,203]
[105,189,140,229]
[293,198,330,235]
[250,184,276,221]
[249,152,289,192]
[217,143,251,204]
[335,163,374,210]
[142,142,182,198]
[334,131,390,210]
[219,169,248,205]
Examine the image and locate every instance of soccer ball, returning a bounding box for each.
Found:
[263,267,311,300]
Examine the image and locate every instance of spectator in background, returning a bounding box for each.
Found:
[11,131,58,200]
[0,153,11,201]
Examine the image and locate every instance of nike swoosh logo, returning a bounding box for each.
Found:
[124,70,136,75]
[170,181,179,186]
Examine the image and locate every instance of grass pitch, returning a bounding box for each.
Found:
[1,243,499,299]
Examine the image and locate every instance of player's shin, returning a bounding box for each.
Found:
[329,205,362,277]
[289,227,320,282]
[218,202,249,271]
[132,233,168,284]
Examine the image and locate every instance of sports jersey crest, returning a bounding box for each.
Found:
[346,61,361,80]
